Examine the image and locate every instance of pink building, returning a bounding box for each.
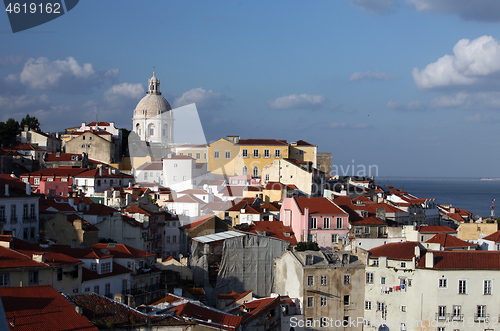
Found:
[280,197,349,249]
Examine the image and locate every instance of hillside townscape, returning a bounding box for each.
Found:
[0,73,499,331]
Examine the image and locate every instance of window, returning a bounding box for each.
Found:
[242,149,248,158]
[57,268,63,281]
[377,302,385,311]
[188,153,192,158]
[29,271,39,285]
[0,274,9,287]
[172,236,177,243]
[320,296,327,306]
[437,305,447,320]
[401,305,407,312]
[344,274,351,285]
[105,283,111,295]
[307,296,314,307]
[336,217,343,229]
[34,178,40,185]
[401,262,406,268]
[94,285,100,294]
[225,151,231,159]
[101,262,111,273]
[452,305,461,320]
[344,295,350,306]
[321,275,327,286]
[437,328,445,331]
[252,166,259,177]
[23,204,28,220]
[332,234,338,243]
[196,152,201,159]
[91,263,97,271]
[371,259,379,266]
[458,279,467,294]
[365,301,372,310]
[366,272,374,284]
[214,151,220,159]
[166,236,170,243]
[364,226,370,234]
[10,205,16,223]
[323,217,330,229]
[484,279,492,295]
[242,166,248,175]
[477,305,487,319]
[307,275,314,286]
[264,149,270,158]
[84,287,90,292]
[439,278,448,288]
[274,149,281,158]
[381,277,386,284]
[310,217,317,229]
[253,149,259,158]
[148,124,154,136]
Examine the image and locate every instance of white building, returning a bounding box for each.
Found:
[162,155,207,193]
[0,175,40,243]
[364,241,500,331]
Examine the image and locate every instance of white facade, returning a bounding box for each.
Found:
[162,155,207,193]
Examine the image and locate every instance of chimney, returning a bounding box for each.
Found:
[414,245,421,259]
[25,182,31,196]
[425,252,434,268]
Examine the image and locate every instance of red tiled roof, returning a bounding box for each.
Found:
[74,130,112,136]
[245,220,297,244]
[425,233,477,248]
[87,121,110,126]
[92,243,154,259]
[68,293,186,328]
[237,139,288,146]
[82,262,131,281]
[352,216,387,226]
[11,143,46,151]
[136,162,163,171]
[293,197,347,216]
[418,250,500,270]
[76,168,133,178]
[169,302,242,331]
[182,215,214,230]
[483,230,500,243]
[0,246,49,268]
[417,225,456,234]
[0,286,98,331]
[292,140,316,146]
[173,194,206,204]
[226,199,263,214]
[239,296,281,323]
[369,241,421,260]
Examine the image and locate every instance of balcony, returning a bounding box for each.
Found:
[474,314,490,322]
[451,314,463,321]
[435,313,449,321]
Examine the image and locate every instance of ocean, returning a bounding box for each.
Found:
[376,177,500,218]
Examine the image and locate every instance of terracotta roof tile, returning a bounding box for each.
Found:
[0,286,98,331]
[483,230,500,243]
[425,233,477,248]
[418,250,500,270]
[417,225,456,234]
[369,241,421,260]
[293,197,348,216]
[168,302,242,331]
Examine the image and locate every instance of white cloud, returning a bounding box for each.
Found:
[104,82,144,108]
[350,71,395,81]
[269,94,326,110]
[173,87,231,110]
[465,113,498,123]
[413,36,500,90]
[0,94,50,111]
[431,92,469,108]
[387,100,427,111]
[408,0,500,22]
[350,0,397,14]
[17,57,118,93]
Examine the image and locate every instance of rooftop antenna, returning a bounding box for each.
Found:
[492,199,495,219]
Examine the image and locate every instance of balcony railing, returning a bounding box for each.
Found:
[451,314,464,321]
[474,314,490,322]
[435,313,449,321]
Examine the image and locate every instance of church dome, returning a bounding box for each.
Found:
[133,72,172,117]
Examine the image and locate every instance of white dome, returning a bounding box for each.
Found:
[133,94,171,117]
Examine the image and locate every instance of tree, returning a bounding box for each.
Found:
[0,118,20,147]
[20,114,40,131]
[295,241,320,251]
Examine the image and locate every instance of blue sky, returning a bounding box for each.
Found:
[1,0,500,177]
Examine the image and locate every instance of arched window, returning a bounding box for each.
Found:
[148,123,155,137]
[252,166,259,177]
[135,123,141,136]
[242,166,248,175]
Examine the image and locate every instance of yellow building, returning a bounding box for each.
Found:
[207,136,317,178]
[174,144,208,164]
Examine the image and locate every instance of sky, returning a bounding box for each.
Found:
[1,0,500,178]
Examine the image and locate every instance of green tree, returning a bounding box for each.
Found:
[295,241,320,251]
[0,118,20,147]
[20,114,40,131]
